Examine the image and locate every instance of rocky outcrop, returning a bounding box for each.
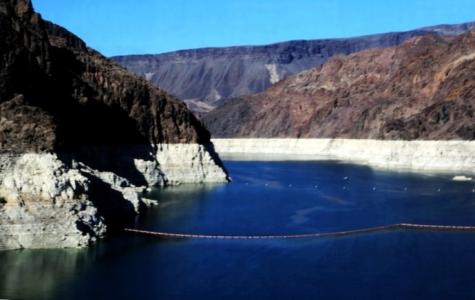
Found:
[0,154,105,249]
[204,31,475,140]
[155,143,228,185]
[0,0,228,250]
[112,21,475,113]
[213,139,475,173]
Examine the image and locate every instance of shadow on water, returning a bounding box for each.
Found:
[138,183,226,232]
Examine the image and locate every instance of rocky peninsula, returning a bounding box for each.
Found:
[0,0,228,250]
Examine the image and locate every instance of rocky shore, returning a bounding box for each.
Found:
[0,146,228,250]
[213,139,475,174]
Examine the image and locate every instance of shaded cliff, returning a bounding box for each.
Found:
[204,31,475,140]
[0,0,228,250]
[0,0,211,154]
[112,22,475,113]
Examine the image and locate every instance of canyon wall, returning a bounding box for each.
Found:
[0,0,228,250]
[204,31,475,140]
[113,21,475,114]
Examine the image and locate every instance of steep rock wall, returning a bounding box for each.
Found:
[0,0,228,250]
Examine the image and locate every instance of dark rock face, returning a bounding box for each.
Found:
[203,31,475,140]
[0,95,56,152]
[112,22,475,113]
[0,0,211,155]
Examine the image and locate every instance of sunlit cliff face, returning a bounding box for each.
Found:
[204,31,475,140]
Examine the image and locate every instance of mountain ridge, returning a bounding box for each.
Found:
[203,30,475,140]
[112,21,475,114]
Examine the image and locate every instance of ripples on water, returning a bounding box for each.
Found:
[1,160,475,300]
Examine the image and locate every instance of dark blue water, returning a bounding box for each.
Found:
[2,161,475,300]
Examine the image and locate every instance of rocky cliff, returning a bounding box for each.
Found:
[204,30,475,140]
[112,22,475,114]
[0,0,228,250]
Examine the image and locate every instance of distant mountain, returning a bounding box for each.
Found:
[203,30,475,140]
[112,21,475,114]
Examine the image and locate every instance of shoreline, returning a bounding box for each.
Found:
[0,143,228,251]
[212,138,475,175]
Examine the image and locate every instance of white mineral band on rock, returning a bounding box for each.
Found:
[213,138,475,174]
[0,143,228,250]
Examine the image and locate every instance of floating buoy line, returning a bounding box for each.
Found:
[124,223,475,241]
[130,177,475,240]
[240,177,475,193]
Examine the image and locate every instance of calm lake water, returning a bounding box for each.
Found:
[2,160,475,300]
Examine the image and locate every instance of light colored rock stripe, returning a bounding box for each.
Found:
[0,143,228,250]
[212,138,475,173]
[155,143,229,184]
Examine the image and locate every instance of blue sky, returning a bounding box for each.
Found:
[34,0,475,57]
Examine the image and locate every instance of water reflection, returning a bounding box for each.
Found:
[0,231,165,300]
[0,248,89,300]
